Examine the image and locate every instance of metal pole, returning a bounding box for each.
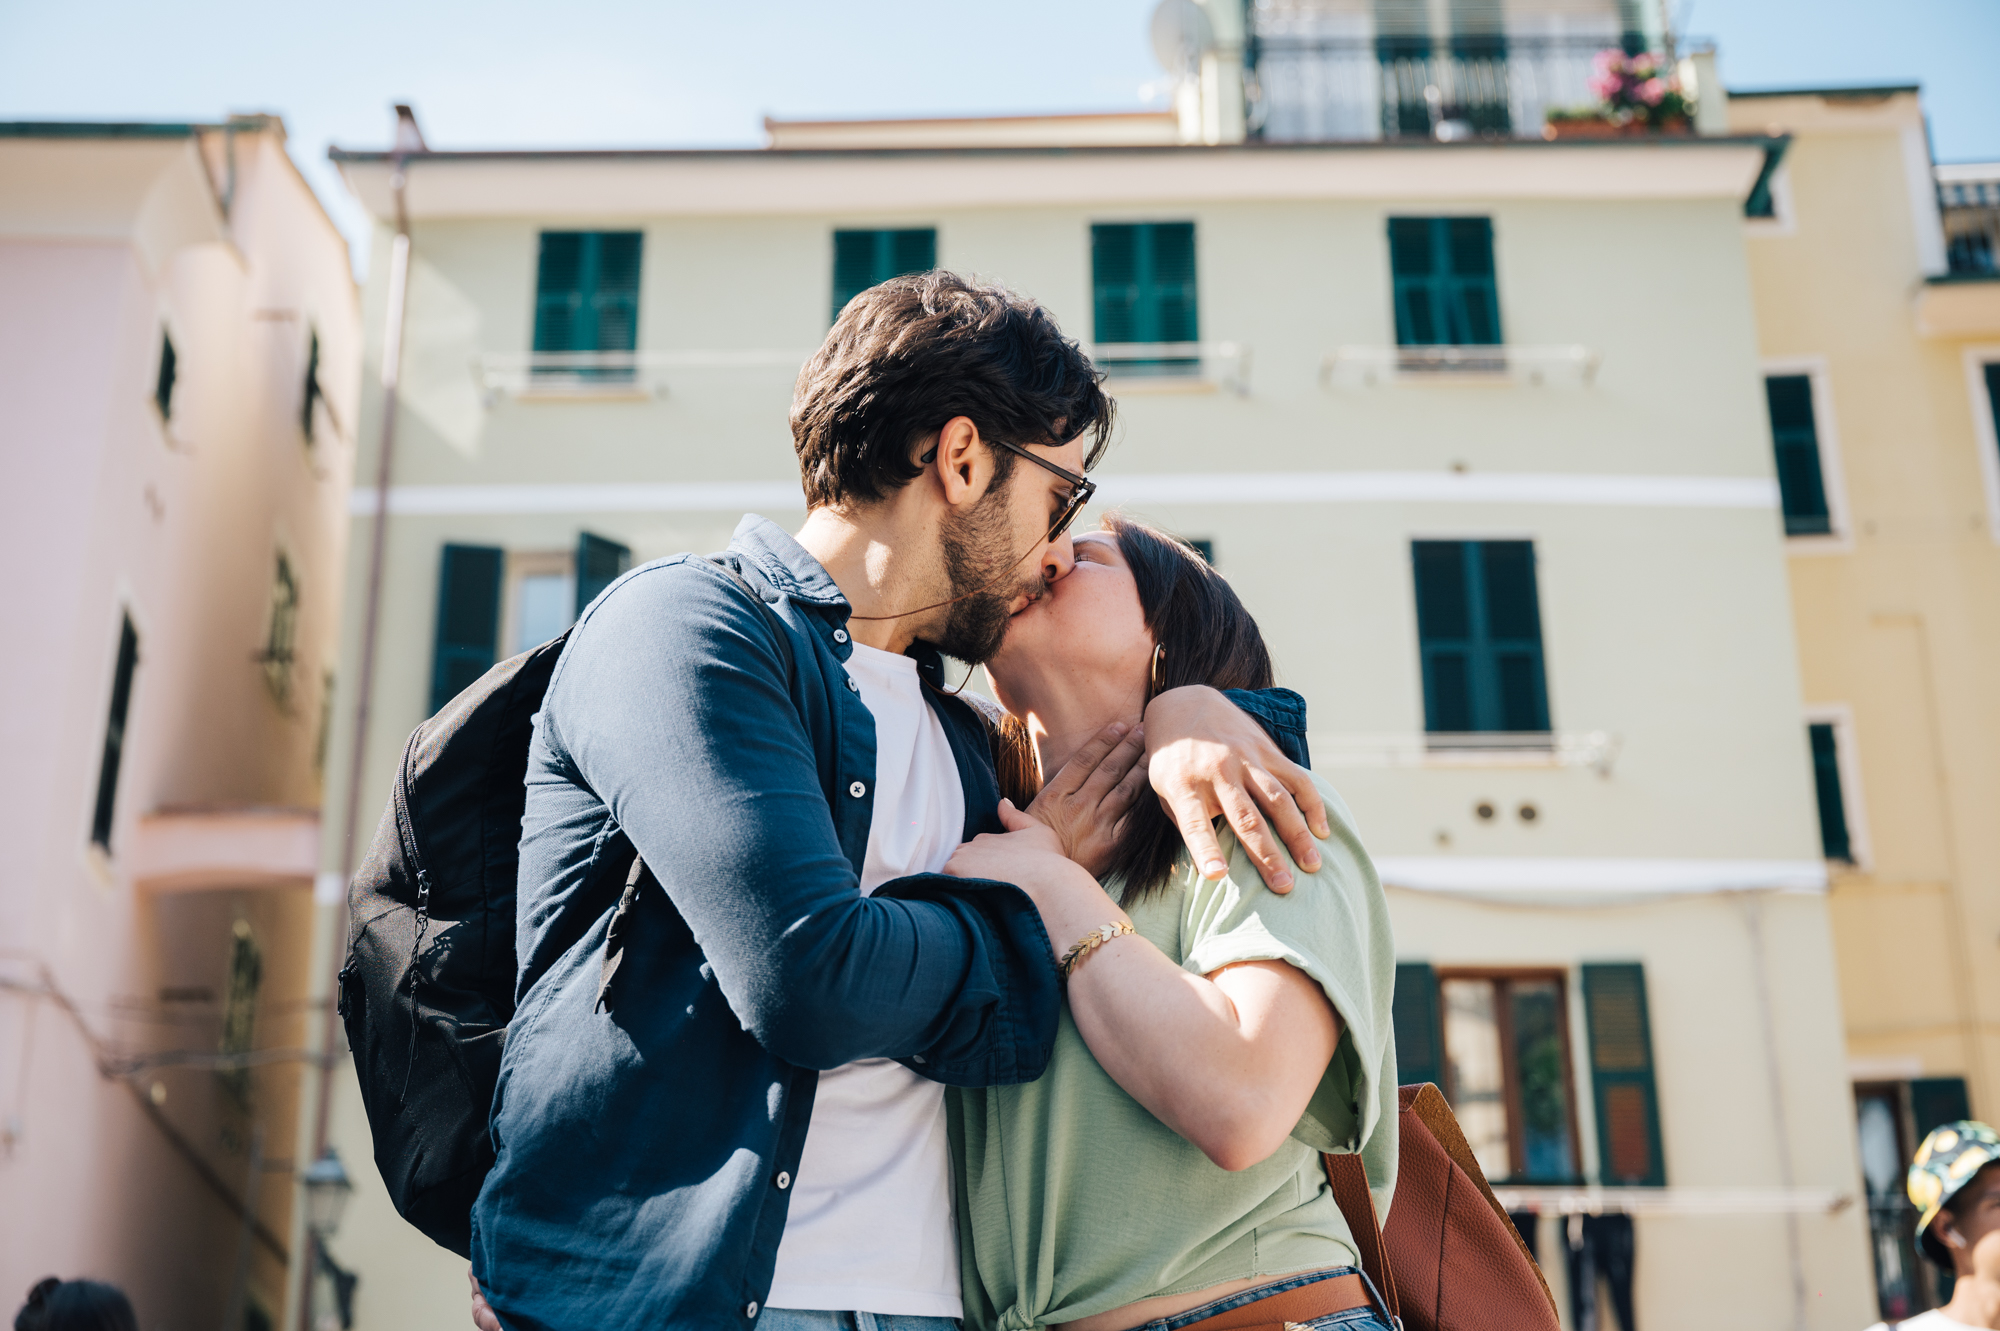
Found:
[295,104,420,1331]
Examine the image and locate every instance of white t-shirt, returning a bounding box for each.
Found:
[765,642,969,1317]
[1867,1313,1979,1331]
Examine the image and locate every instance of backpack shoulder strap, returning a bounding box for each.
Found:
[596,553,797,1014]
[1324,1151,1400,1323]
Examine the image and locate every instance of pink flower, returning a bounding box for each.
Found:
[1638,78,1667,106]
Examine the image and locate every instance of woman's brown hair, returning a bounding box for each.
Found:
[990,513,1275,900]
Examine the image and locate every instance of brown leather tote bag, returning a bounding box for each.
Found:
[1324,1083,1562,1331]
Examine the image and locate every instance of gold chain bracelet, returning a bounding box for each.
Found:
[1058,921,1135,980]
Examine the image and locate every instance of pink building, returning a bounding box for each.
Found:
[0,118,359,1331]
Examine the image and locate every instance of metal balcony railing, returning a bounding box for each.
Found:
[1249,24,1648,143]
[1321,344,1599,387]
[1939,175,2000,277]
[474,350,811,404]
[1317,730,1619,775]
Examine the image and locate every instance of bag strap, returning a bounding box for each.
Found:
[595,553,798,1013]
[1323,1152,1400,1324]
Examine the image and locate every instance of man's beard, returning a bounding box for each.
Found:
[931,487,1041,665]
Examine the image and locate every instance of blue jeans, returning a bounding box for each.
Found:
[759,1312,959,1331]
[1133,1268,1398,1331]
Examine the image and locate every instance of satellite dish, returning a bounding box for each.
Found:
[1151,0,1215,75]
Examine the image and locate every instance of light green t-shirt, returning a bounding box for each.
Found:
[947,774,1399,1331]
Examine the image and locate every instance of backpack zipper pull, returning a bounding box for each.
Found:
[399,866,434,1105]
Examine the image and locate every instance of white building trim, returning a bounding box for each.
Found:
[352,472,1780,517]
[1375,856,1828,896]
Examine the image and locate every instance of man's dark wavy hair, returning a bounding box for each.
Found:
[791,271,1114,509]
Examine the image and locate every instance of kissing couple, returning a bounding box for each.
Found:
[467,272,1399,1331]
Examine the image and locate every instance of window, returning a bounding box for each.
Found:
[532,231,643,374]
[301,329,323,443]
[1808,721,1853,862]
[1184,538,1215,564]
[1388,217,1500,347]
[91,613,140,850]
[154,328,177,421]
[1857,1077,1969,1320]
[1411,540,1550,736]
[1766,374,1833,536]
[431,544,504,711]
[575,532,633,620]
[260,552,300,707]
[1582,962,1666,1186]
[831,228,936,322]
[1092,222,1199,376]
[1392,961,1445,1089]
[1440,972,1581,1184]
[1370,1,1520,139]
[220,918,262,1105]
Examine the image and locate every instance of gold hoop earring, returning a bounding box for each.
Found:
[1149,643,1166,702]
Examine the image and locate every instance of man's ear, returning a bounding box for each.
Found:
[932,416,992,510]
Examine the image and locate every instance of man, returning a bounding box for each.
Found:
[1870,1121,2000,1330]
[470,273,1325,1330]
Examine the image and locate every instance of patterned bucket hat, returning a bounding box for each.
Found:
[1910,1120,2000,1269]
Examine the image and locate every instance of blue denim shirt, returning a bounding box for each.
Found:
[471,516,1309,1331]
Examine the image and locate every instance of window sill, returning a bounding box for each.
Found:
[1783,530,1853,556]
[1316,731,1618,775]
[1322,345,1598,388]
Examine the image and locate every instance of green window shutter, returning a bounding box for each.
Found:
[1582,963,1666,1186]
[1091,221,1199,373]
[1392,962,1444,1089]
[1910,1077,1972,1138]
[575,532,632,619]
[1807,722,1853,861]
[432,544,504,712]
[1413,540,1549,734]
[591,232,643,355]
[1984,364,2000,469]
[91,613,141,850]
[533,232,643,355]
[532,232,584,353]
[830,228,937,322]
[1765,375,1832,535]
[1388,217,1500,347]
[154,329,177,421]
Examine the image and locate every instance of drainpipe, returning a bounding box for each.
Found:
[296,102,424,1331]
[1742,895,1810,1331]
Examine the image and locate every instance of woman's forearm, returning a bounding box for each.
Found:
[1066,939,1340,1171]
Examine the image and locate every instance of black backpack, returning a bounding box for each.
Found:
[337,557,792,1257]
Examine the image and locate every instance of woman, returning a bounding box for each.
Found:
[941,514,1398,1331]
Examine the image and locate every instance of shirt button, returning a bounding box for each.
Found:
[833,629,849,644]
[746,1302,759,1319]
[846,676,859,692]
[775,1171,791,1189]
[849,781,866,799]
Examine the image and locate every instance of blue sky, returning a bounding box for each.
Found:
[3,0,1994,274]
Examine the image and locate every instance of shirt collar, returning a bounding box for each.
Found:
[729,513,849,610]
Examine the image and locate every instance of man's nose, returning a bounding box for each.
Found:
[1039,532,1076,585]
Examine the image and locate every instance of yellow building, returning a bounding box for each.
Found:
[1729,84,2000,1321]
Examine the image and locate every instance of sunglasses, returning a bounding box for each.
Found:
[986,438,1098,543]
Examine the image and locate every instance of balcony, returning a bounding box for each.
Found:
[1318,730,1619,774]
[1919,167,2000,337]
[1091,342,1250,394]
[474,349,811,404]
[1249,24,1650,143]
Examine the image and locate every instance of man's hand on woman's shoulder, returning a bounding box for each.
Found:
[1143,685,1329,894]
